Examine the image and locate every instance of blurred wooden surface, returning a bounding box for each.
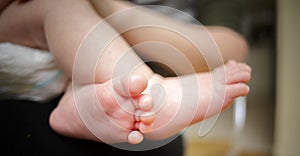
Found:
[184,138,272,156]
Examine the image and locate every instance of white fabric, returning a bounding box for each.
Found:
[0,42,68,102]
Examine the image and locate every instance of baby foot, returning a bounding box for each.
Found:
[49,74,154,144]
[143,60,251,140]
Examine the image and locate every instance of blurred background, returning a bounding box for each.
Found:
[183,0,300,156]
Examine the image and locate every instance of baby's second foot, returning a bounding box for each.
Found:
[144,60,251,140]
[49,74,154,144]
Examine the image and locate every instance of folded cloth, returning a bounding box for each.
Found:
[0,42,68,102]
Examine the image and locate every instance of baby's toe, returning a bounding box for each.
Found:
[139,123,153,133]
[135,110,155,125]
[129,74,148,96]
[138,94,153,111]
[113,74,148,97]
[140,112,155,125]
[128,131,144,144]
